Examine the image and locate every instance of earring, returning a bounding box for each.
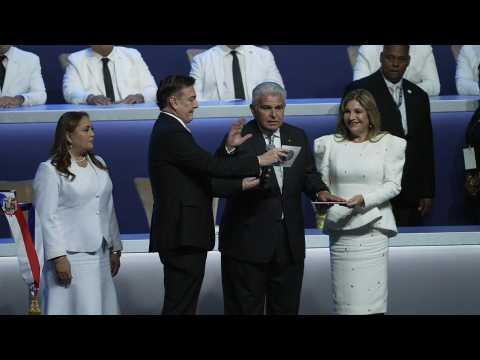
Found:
[369,124,373,129]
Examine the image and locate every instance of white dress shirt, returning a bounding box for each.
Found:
[220,45,248,100]
[383,76,408,134]
[89,48,122,101]
[262,128,284,191]
[353,45,441,96]
[455,45,480,95]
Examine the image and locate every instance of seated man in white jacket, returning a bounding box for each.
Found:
[353,45,441,96]
[189,45,284,101]
[63,45,157,105]
[0,45,47,107]
[455,45,480,95]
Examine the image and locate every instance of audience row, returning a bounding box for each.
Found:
[1,45,479,108]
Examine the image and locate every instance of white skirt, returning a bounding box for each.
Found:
[329,228,389,315]
[41,242,120,315]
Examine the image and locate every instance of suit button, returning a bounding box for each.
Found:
[96,195,100,198]
[96,211,100,215]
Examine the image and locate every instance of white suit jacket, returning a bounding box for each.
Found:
[1,46,47,105]
[455,45,480,95]
[189,45,284,101]
[63,46,157,104]
[33,156,122,261]
[353,45,441,96]
[314,133,406,236]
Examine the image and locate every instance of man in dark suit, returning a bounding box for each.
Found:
[216,82,343,314]
[148,75,287,314]
[345,45,435,226]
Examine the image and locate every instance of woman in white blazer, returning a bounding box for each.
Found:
[314,89,406,315]
[33,111,122,315]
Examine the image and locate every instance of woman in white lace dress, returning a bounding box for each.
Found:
[314,89,406,315]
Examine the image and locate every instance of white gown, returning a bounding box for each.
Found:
[314,133,406,315]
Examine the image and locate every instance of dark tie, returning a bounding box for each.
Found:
[267,134,275,150]
[101,57,115,102]
[0,55,6,91]
[231,50,245,100]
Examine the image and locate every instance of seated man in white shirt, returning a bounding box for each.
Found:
[353,45,441,96]
[189,45,284,101]
[63,45,157,105]
[0,45,47,108]
[455,45,480,95]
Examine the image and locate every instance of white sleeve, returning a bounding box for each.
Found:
[362,136,406,209]
[190,55,205,101]
[107,190,122,252]
[456,46,480,95]
[134,52,157,103]
[33,163,66,261]
[63,60,91,104]
[415,46,441,96]
[353,45,376,80]
[313,136,331,188]
[19,55,47,106]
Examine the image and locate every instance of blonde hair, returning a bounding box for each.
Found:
[335,89,388,142]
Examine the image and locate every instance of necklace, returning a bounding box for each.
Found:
[71,153,88,165]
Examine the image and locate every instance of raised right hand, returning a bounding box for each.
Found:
[257,148,289,166]
[54,255,72,287]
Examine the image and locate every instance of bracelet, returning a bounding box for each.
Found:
[111,251,121,256]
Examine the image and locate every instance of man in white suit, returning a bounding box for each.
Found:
[455,45,480,95]
[353,45,441,96]
[63,45,157,105]
[0,45,47,107]
[189,45,284,101]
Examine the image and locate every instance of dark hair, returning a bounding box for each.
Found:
[156,75,195,109]
[50,111,107,181]
[383,45,410,53]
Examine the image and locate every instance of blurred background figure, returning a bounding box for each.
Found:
[63,45,157,105]
[455,45,480,95]
[353,45,440,96]
[190,45,284,101]
[0,45,46,107]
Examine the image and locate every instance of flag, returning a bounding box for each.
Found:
[1,190,42,314]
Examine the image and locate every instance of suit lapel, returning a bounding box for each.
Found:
[86,50,105,94]
[212,46,225,100]
[113,49,127,99]
[249,121,283,193]
[2,47,19,95]
[243,46,252,96]
[249,120,268,155]
[403,81,416,135]
[280,125,293,191]
[373,71,405,137]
